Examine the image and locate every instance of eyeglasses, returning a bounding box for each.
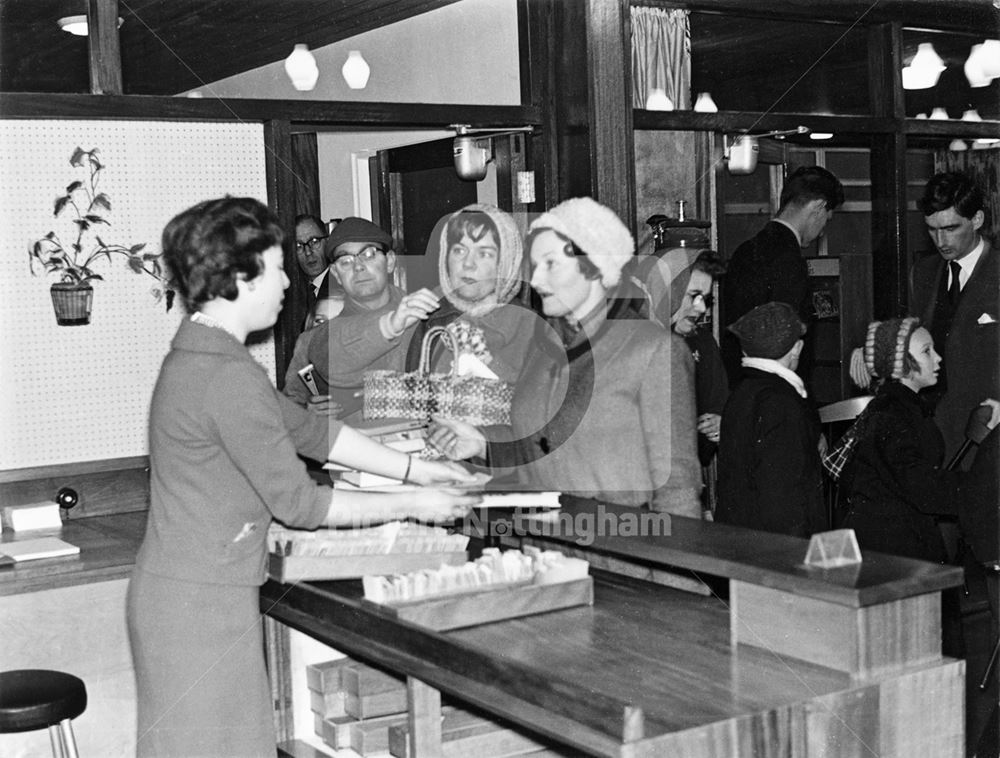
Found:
[295,235,327,252]
[333,246,384,270]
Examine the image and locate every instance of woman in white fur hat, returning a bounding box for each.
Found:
[431,197,702,516]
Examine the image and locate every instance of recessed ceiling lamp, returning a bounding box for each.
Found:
[284,44,319,91]
[902,42,946,90]
[342,51,370,89]
[693,92,718,112]
[57,15,123,36]
[645,88,674,111]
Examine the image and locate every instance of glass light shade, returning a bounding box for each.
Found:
[962,109,983,122]
[58,15,123,36]
[902,42,945,90]
[915,112,929,119]
[980,39,1000,79]
[284,44,319,91]
[809,133,834,140]
[645,88,674,111]
[949,139,968,152]
[342,51,371,90]
[693,92,718,112]
[965,44,993,87]
[929,107,950,120]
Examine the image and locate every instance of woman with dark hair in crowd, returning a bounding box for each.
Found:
[127,196,477,757]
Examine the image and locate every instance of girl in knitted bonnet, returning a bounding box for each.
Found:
[838,317,998,564]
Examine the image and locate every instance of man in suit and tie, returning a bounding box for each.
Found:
[852,172,999,465]
[294,214,335,303]
[911,172,999,466]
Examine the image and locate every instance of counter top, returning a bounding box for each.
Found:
[467,497,965,607]
[0,511,146,596]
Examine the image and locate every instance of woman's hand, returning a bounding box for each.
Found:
[981,398,1000,430]
[428,416,487,460]
[406,457,478,487]
[387,288,440,335]
[696,413,721,443]
[392,488,482,524]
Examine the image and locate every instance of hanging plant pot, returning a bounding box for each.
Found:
[49,282,93,326]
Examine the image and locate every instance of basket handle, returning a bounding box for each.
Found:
[419,325,460,377]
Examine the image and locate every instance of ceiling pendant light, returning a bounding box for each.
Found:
[342,51,371,89]
[980,39,1000,79]
[285,44,319,91]
[902,42,946,90]
[645,88,673,111]
[949,139,968,152]
[57,15,124,36]
[965,44,993,87]
[693,92,718,112]
[929,107,950,120]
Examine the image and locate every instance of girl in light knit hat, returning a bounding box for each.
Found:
[431,197,702,517]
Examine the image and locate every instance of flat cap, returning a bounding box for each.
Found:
[324,217,392,261]
[728,301,806,359]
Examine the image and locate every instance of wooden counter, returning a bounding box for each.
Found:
[263,503,966,758]
[0,511,146,596]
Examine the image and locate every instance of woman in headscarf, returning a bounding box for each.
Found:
[430,197,702,516]
[404,203,535,383]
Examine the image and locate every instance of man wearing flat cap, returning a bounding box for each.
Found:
[306,217,441,420]
[716,302,827,537]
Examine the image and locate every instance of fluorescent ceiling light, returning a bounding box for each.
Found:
[58,15,124,36]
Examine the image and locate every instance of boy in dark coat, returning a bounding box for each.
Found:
[716,301,827,537]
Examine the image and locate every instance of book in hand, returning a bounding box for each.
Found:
[0,537,80,562]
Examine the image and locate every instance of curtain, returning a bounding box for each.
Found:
[935,148,1000,240]
[631,6,691,110]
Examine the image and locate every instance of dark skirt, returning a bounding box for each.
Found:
[126,568,275,758]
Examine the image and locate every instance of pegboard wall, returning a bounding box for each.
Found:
[0,120,274,471]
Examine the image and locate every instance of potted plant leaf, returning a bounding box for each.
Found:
[28,147,174,325]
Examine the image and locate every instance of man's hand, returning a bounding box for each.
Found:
[387,288,440,336]
[306,395,343,417]
[697,413,721,443]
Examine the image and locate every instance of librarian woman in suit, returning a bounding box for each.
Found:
[430,197,702,516]
[127,197,477,758]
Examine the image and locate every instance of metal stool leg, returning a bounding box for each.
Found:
[59,719,79,758]
[48,723,66,757]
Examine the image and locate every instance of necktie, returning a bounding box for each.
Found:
[948,260,962,304]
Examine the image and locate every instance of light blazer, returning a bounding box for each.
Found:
[910,240,1000,462]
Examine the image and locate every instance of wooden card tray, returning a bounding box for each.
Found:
[268,551,469,583]
[361,576,594,631]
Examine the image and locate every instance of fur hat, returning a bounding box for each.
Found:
[728,301,806,359]
[529,197,634,288]
[437,204,524,317]
[324,217,392,262]
[864,317,920,380]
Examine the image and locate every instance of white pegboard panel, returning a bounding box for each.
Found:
[0,120,276,471]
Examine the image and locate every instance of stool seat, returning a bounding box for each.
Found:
[0,670,87,733]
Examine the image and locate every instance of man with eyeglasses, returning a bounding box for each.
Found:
[306,217,441,420]
[294,214,334,303]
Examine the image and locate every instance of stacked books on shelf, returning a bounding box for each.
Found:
[267,521,469,582]
[361,546,593,630]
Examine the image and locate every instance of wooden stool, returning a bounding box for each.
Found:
[0,669,87,758]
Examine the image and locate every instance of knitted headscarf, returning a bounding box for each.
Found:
[529,197,634,288]
[863,317,920,380]
[437,204,523,317]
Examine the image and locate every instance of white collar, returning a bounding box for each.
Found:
[772,218,803,247]
[951,237,985,286]
[741,356,808,398]
[311,269,328,290]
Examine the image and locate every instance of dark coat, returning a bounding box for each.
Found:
[840,382,963,563]
[716,368,826,537]
[721,221,809,385]
[910,240,1000,463]
[685,327,729,465]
